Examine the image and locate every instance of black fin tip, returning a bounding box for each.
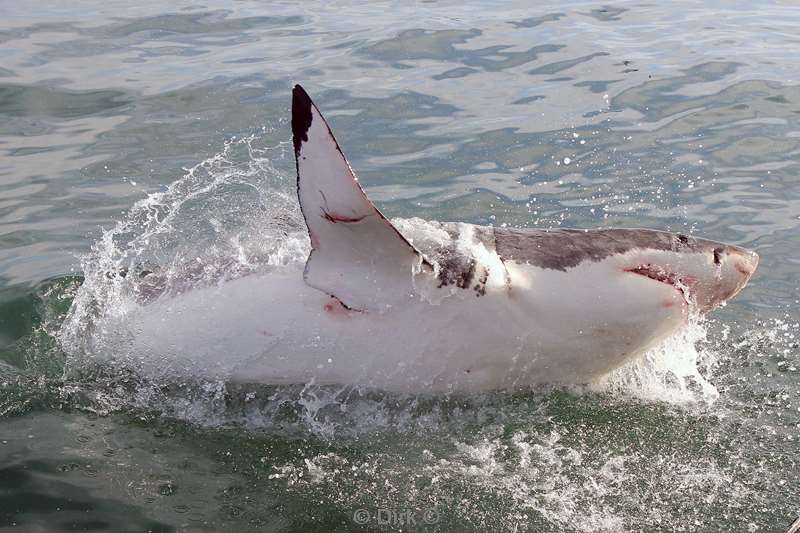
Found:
[291,84,313,157]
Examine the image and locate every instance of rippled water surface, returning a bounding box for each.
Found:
[2,1,799,531]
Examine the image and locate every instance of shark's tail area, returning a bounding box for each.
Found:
[290,85,429,312]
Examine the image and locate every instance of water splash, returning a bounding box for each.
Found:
[59,133,308,367]
[590,317,720,405]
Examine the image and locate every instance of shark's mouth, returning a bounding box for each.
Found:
[625,264,693,303]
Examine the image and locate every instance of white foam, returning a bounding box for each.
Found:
[590,318,720,405]
[59,134,307,367]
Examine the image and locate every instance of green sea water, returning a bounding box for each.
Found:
[1,1,799,531]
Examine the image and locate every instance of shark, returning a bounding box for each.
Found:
[93,85,758,392]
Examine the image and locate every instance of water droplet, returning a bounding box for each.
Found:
[159,482,177,496]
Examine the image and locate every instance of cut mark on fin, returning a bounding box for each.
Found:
[322,211,367,224]
[318,190,366,223]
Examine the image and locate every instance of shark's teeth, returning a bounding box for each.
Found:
[626,264,678,285]
[625,264,695,305]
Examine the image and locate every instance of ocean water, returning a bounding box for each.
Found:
[1,1,799,531]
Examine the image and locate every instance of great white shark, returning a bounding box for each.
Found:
[75,85,759,392]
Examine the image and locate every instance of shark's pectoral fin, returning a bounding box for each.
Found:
[292,85,428,311]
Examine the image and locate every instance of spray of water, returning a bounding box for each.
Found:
[590,316,720,405]
[59,134,308,364]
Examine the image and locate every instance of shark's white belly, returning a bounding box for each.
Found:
[108,260,687,392]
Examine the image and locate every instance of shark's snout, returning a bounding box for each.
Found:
[674,241,758,312]
[613,231,758,314]
[712,245,758,307]
[731,247,759,277]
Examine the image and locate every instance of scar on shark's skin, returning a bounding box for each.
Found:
[324,295,363,316]
[322,211,367,224]
[318,189,367,224]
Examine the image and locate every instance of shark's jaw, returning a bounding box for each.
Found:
[626,264,689,293]
[625,263,694,310]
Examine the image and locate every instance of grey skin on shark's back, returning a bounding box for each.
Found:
[79,85,758,391]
